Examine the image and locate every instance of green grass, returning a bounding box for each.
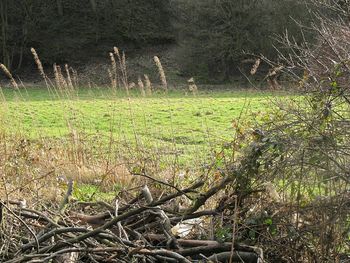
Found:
[0,87,284,164]
[73,184,117,202]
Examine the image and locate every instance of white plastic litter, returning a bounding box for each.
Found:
[171,218,202,238]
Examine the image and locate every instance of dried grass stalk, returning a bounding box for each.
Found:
[58,65,68,88]
[65,64,74,90]
[70,67,79,87]
[30,48,46,80]
[53,64,61,88]
[108,68,117,90]
[138,77,146,97]
[109,52,119,89]
[113,46,120,57]
[154,56,167,92]
[113,47,129,94]
[144,74,152,96]
[53,64,68,90]
[30,48,56,94]
[121,52,129,92]
[0,64,19,90]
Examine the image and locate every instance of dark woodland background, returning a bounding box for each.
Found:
[0,0,315,82]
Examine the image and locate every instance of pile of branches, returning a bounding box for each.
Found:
[1,123,349,262]
[0,170,264,263]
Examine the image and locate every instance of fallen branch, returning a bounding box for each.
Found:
[2,173,264,263]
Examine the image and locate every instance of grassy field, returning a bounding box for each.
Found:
[0,87,282,165]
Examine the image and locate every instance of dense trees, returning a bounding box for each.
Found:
[0,0,173,70]
[173,0,312,81]
[0,0,313,81]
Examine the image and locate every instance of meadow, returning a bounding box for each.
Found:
[0,87,280,166]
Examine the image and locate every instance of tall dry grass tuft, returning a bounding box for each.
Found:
[113,46,120,57]
[138,77,146,97]
[0,64,19,90]
[121,52,129,95]
[70,67,79,87]
[56,65,68,88]
[53,63,61,88]
[30,48,47,83]
[122,52,126,72]
[109,52,118,90]
[53,64,67,91]
[153,56,167,92]
[113,47,129,95]
[31,47,57,97]
[3,45,208,193]
[144,74,152,96]
[53,63,72,98]
[108,68,117,91]
[0,45,207,213]
[65,64,74,90]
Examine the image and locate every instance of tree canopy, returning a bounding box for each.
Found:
[0,0,312,81]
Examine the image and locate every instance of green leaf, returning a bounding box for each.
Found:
[331,81,337,88]
[264,217,273,226]
[269,225,278,236]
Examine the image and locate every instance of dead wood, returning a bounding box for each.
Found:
[1,156,265,262]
